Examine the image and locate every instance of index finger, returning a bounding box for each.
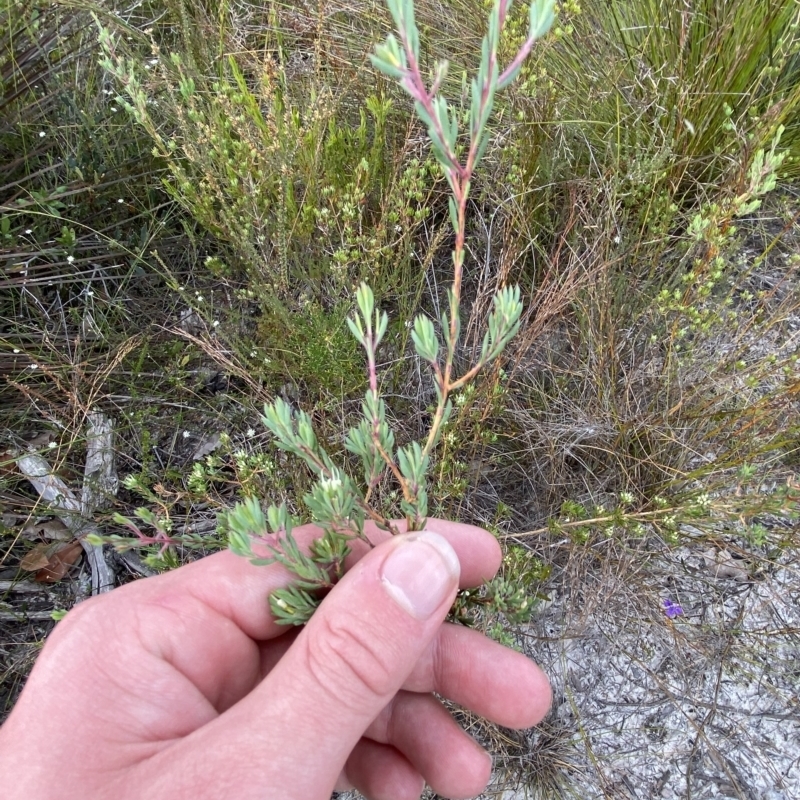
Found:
[126,518,502,642]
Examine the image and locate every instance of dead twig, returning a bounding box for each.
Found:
[15,412,119,594]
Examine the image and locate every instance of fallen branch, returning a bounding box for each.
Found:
[16,411,119,594]
[0,610,58,621]
[0,581,45,593]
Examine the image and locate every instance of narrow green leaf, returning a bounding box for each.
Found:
[370,54,406,80]
[470,77,482,135]
[375,310,389,347]
[411,315,439,362]
[473,127,492,169]
[413,100,436,132]
[356,282,375,322]
[347,315,366,345]
[227,523,253,558]
[529,0,556,40]
[448,196,459,233]
[386,0,402,27]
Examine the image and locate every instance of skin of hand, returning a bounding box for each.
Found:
[0,519,551,800]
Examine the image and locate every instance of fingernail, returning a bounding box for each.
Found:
[380,531,460,619]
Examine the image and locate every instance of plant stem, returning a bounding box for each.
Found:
[503,508,683,539]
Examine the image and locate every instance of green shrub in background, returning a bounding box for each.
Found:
[473,0,800,529]
[99,2,445,392]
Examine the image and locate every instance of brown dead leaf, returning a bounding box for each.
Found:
[35,542,82,582]
[21,542,83,582]
[20,518,71,542]
[20,543,53,571]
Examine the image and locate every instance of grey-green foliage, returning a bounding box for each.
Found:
[224,0,555,625]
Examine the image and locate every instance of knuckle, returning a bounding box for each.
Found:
[304,614,397,705]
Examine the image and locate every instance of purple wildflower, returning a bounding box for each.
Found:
[663,598,683,619]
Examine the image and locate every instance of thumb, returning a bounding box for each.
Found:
[258,530,461,796]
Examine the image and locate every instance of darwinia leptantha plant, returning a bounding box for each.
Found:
[224,0,556,624]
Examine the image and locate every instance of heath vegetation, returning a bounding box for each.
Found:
[2,0,800,793]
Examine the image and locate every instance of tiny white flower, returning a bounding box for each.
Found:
[29,363,38,369]
[48,441,57,449]
[13,348,20,354]
[250,350,257,357]
[246,428,256,438]
[25,229,32,234]
[87,290,94,297]
[212,320,220,328]
[149,58,158,66]
[110,106,118,112]
[320,476,342,492]
[613,234,621,244]
[38,131,46,138]
[66,255,75,264]
[117,198,125,204]
[182,430,190,439]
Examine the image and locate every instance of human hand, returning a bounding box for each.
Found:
[0,519,551,800]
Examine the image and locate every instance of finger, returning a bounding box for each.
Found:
[348,518,501,586]
[367,691,492,799]
[146,531,461,799]
[343,739,424,800]
[123,517,501,645]
[403,623,552,729]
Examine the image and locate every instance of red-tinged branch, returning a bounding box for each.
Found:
[395,24,463,177]
[497,0,510,28]
[498,32,537,87]
[374,433,412,502]
[357,496,400,535]
[448,358,486,393]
